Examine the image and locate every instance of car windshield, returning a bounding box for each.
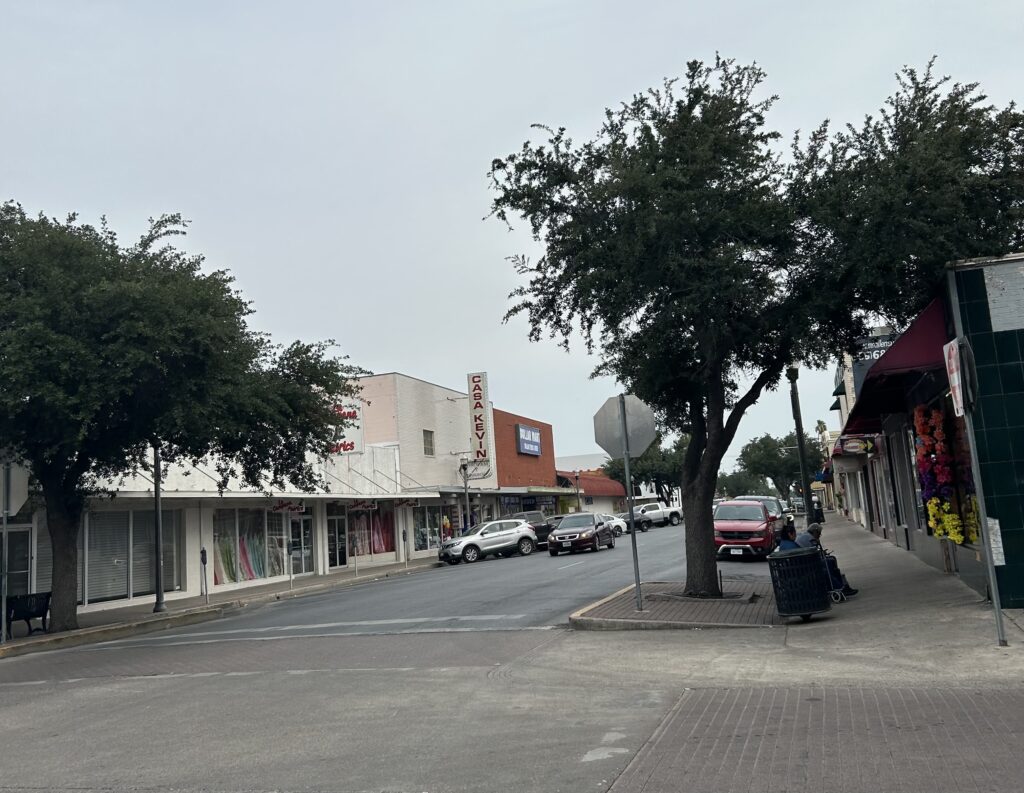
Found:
[462,524,488,536]
[714,504,764,521]
[557,513,595,529]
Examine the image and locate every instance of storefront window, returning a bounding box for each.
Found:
[349,502,396,558]
[237,509,266,580]
[132,510,181,595]
[213,509,237,584]
[267,512,286,577]
[413,505,443,551]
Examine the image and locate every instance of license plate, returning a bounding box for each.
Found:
[562,542,571,548]
[729,548,743,555]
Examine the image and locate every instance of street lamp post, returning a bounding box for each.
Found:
[459,456,470,534]
[574,469,581,511]
[786,366,815,520]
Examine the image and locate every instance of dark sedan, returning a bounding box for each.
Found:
[547,512,616,555]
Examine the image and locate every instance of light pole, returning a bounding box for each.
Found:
[574,469,581,511]
[459,456,470,534]
[786,366,815,520]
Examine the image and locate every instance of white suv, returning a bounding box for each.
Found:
[439,519,537,564]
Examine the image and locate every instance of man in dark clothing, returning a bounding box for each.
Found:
[797,523,857,597]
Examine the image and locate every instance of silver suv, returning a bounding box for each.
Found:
[439,519,537,564]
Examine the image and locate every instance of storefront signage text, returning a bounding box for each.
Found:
[349,499,378,511]
[331,402,364,455]
[467,372,491,462]
[839,436,876,455]
[272,500,306,513]
[516,423,542,456]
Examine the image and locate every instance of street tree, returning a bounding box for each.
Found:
[488,59,846,596]
[716,469,771,498]
[603,434,687,505]
[738,431,825,498]
[0,204,363,631]
[792,59,1024,326]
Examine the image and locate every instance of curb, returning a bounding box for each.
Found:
[0,604,231,659]
[0,559,444,660]
[568,582,782,632]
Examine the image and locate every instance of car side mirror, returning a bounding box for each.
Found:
[596,521,604,527]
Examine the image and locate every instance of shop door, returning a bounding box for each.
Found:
[327,516,347,568]
[290,515,315,575]
[1,529,31,596]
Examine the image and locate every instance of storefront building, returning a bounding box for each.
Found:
[834,257,1024,608]
[3,370,575,615]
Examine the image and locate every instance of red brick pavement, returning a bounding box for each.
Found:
[572,581,788,628]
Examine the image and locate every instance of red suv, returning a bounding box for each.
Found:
[714,500,774,559]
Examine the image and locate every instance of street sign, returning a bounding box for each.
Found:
[944,339,965,418]
[594,395,657,459]
[1,463,29,517]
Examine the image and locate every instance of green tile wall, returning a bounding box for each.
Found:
[956,269,1024,607]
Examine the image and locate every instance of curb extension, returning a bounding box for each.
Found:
[0,559,444,660]
[568,583,780,631]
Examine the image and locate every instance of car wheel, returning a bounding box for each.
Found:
[608,535,615,549]
[549,549,559,556]
[669,514,681,526]
[641,521,651,532]
[614,527,622,536]
[463,545,480,563]
[592,537,601,552]
[518,537,534,556]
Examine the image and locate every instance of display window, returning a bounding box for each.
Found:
[214,507,290,585]
[348,502,396,558]
[413,505,443,551]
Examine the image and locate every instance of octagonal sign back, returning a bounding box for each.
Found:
[593,395,657,459]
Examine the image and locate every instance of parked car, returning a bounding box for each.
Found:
[548,512,616,555]
[735,494,788,539]
[599,513,626,536]
[616,511,647,533]
[634,501,682,530]
[439,519,537,564]
[713,500,774,559]
[507,510,556,546]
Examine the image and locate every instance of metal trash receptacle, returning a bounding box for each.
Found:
[768,547,832,622]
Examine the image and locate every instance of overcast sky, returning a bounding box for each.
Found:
[3,2,1021,469]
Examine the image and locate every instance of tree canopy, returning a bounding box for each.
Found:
[602,434,687,504]
[489,56,1024,597]
[792,59,1024,327]
[0,204,363,630]
[737,431,825,498]
[716,469,771,499]
[489,58,830,595]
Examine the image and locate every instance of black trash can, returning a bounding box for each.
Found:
[767,547,832,622]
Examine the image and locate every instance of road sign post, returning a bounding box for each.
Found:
[594,395,658,612]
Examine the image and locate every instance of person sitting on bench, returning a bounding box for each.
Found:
[796,523,857,597]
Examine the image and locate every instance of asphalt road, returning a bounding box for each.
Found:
[2,522,1023,793]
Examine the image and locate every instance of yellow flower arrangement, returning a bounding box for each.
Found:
[926,497,944,535]
[940,501,965,545]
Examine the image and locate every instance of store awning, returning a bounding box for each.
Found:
[842,297,950,435]
[832,383,845,396]
[829,398,841,411]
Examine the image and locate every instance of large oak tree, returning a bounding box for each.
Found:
[488,59,846,596]
[0,205,362,631]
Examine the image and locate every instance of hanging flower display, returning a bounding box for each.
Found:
[913,405,977,544]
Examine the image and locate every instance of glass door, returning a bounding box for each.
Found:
[1,529,31,596]
[327,515,347,568]
[290,514,314,575]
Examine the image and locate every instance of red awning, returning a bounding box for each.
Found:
[863,298,947,377]
[841,298,950,435]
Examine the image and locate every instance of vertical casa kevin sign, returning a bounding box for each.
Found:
[468,372,492,462]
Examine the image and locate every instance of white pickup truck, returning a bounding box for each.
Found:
[634,501,682,530]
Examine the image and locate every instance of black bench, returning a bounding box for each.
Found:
[4,592,51,639]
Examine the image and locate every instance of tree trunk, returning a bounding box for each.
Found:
[43,490,82,632]
[681,472,720,597]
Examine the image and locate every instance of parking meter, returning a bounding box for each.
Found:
[200,545,209,604]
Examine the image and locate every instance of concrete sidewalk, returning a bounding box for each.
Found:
[0,557,440,659]
[573,512,1020,638]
